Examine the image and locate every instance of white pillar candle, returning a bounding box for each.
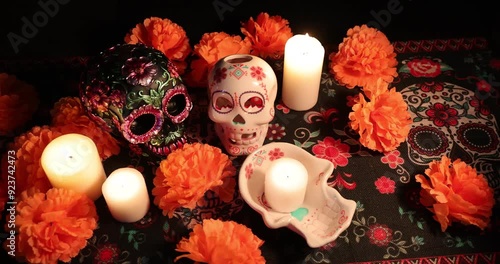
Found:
[282,33,325,111]
[41,133,106,200]
[264,157,308,213]
[102,168,150,223]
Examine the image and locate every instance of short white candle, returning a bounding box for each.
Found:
[102,168,150,223]
[264,157,308,213]
[282,33,325,111]
[40,133,106,200]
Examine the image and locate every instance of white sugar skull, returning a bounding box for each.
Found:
[80,44,193,159]
[208,54,277,156]
[402,82,500,189]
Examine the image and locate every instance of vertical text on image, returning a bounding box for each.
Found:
[6,150,17,257]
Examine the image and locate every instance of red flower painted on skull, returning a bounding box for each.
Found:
[245,163,253,179]
[425,102,459,127]
[250,66,266,80]
[122,56,158,86]
[213,67,227,83]
[268,148,284,161]
[470,97,491,116]
[312,137,351,167]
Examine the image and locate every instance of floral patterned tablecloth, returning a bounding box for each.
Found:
[1,37,499,264]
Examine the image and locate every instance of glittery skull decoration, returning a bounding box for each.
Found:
[208,54,277,156]
[80,43,193,158]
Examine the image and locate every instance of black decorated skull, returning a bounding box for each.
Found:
[402,82,500,190]
[80,43,193,158]
[208,54,277,156]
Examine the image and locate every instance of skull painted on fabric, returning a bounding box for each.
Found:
[402,82,500,190]
[80,43,193,158]
[208,54,277,156]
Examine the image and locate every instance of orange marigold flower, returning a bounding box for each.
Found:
[175,219,265,264]
[0,73,39,136]
[13,188,98,264]
[362,77,389,99]
[50,96,86,126]
[184,32,251,88]
[51,97,121,160]
[14,126,63,194]
[152,143,236,217]
[241,12,293,59]
[349,88,411,152]
[416,156,495,232]
[125,17,192,74]
[329,24,398,89]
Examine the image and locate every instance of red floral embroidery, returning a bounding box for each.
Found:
[133,210,157,228]
[425,102,459,127]
[374,176,396,194]
[407,58,441,77]
[250,66,266,80]
[367,224,393,247]
[416,81,444,93]
[312,137,351,167]
[476,79,491,93]
[490,58,500,70]
[380,150,404,169]
[94,244,120,264]
[470,97,491,115]
[329,171,357,190]
[268,147,284,161]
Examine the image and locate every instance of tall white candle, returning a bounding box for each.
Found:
[282,33,325,111]
[264,157,308,213]
[40,133,106,200]
[102,168,150,223]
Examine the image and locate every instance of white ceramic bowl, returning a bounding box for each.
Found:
[239,142,356,248]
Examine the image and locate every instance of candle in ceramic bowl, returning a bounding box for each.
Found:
[282,33,325,111]
[264,157,308,213]
[40,133,106,200]
[102,167,150,223]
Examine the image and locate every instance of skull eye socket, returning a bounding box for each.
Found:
[122,105,163,144]
[162,85,193,124]
[165,94,187,116]
[212,91,234,114]
[130,114,156,136]
[240,91,265,114]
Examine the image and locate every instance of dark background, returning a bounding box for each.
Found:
[1,0,499,59]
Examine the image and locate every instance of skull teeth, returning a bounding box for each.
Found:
[146,137,187,156]
[229,132,258,145]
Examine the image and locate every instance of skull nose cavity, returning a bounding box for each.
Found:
[232,114,245,125]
